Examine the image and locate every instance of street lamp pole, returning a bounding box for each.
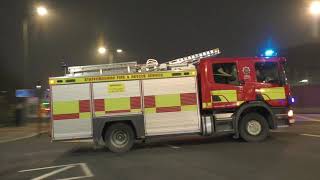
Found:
[22,5,48,88]
[22,19,29,88]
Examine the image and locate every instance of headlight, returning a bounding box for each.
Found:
[288,110,294,117]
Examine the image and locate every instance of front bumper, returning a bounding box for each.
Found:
[272,107,295,127]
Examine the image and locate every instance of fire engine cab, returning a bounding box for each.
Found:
[49,49,294,152]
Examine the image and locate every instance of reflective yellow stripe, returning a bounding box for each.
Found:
[49,70,196,85]
[79,112,91,119]
[145,108,156,114]
[155,94,181,107]
[105,97,130,111]
[202,103,207,108]
[262,94,269,100]
[53,101,79,115]
[211,90,237,102]
[95,111,105,117]
[202,102,212,109]
[130,109,142,113]
[181,105,197,111]
[261,87,285,100]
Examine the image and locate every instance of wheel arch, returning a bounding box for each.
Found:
[92,114,145,145]
[233,101,275,138]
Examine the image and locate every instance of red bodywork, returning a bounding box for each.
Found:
[197,57,291,110]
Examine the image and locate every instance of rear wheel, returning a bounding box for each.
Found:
[239,113,269,142]
[104,123,135,153]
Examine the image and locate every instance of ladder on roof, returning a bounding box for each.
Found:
[141,48,220,72]
[160,48,220,70]
[66,48,220,77]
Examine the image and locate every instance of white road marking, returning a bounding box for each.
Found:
[60,163,94,180]
[19,164,78,172]
[301,134,320,138]
[19,163,94,180]
[295,115,320,122]
[167,144,180,149]
[32,165,75,180]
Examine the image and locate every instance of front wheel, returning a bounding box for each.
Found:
[239,113,269,142]
[104,123,135,153]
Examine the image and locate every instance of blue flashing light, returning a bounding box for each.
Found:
[291,97,295,103]
[264,49,276,57]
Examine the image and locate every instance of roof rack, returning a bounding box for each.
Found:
[67,62,137,77]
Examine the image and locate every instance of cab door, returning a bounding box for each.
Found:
[253,60,288,107]
[208,60,244,109]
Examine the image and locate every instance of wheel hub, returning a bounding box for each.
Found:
[111,130,129,147]
[247,120,262,136]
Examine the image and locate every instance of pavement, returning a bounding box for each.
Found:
[0,114,320,180]
[0,122,49,143]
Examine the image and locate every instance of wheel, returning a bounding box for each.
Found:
[104,123,135,153]
[239,113,269,142]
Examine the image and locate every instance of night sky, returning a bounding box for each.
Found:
[0,0,317,90]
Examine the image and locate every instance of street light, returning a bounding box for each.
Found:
[98,47,123,55]
[36,6,48,17]
[310,1,320,16]
[98,46,107,55]
[97,47,124,64]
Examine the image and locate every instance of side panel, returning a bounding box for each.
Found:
[51,83,92,140]
[143,77,200,136]
[92,80,142,116]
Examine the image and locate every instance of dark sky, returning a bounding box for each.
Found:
[0,0,317,90]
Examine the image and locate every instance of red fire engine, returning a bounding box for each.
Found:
[49,49,294,152]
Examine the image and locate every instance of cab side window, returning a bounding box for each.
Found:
[255,62,280,84]
[212,63,239,85]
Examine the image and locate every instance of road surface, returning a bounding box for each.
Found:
[0,114,319,180]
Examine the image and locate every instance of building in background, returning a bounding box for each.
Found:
[280,43,320,113]
[280,43,320,86]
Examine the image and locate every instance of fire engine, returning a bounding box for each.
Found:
[49,48,294,152]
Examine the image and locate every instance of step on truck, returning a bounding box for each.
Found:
[49,49,294,152]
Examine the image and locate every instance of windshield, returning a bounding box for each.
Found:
[255,62,284,85]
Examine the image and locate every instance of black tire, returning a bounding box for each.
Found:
[239,113,269,142]
[104,123,135,153]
